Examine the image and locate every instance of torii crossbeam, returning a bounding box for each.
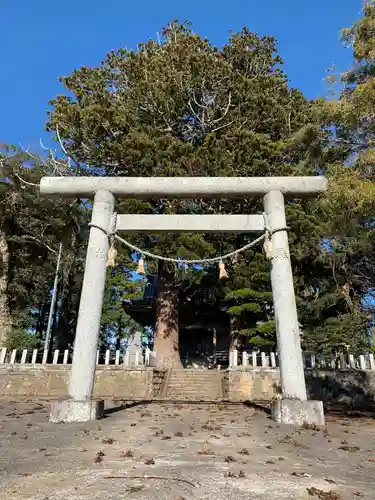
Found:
[41,176,327,426]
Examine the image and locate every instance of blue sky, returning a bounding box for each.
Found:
[1,0,363,150]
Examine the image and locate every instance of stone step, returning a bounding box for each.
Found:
[168,383,219,386]
[166,394,222,401]
[168,388,220,392]
[168,377,221,381]
[167,395,222,398]
[169,380,220,383]
[166,369,223,399]
[167,387,221,391]
[169,383,219,386]
[167,395,222,400]
[169,375,220,380]
[167,388,221,392]
[168,387,220,391]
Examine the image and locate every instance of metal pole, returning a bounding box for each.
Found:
[44,243,63,352]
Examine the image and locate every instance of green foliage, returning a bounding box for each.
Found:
[301,313,371,355]
[0,18,372,357]
[100,266,143,348]
[313,2,375,353]
[44,20,373,353]
[228,303,262,315]
[0,146,88,346]
[4,328,37,350]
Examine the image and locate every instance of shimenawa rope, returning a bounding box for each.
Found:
[89,212,287,278]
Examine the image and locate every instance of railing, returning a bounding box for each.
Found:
[229,349,375,371]
[0,347,156,367]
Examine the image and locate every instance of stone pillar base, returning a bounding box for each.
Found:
[271,399,325,427]
[49,399,105,423]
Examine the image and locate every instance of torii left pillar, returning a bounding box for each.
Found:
[50,190,114,423]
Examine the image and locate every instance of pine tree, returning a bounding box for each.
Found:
[100,266,143,350]
[0,145,87,346]
[312,1,375,352]
[47,22,358,364]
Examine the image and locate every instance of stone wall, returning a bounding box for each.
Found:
[0,365,155,399]
[305,369,375,405]
[226,367,375,405]
[1,365,375,405]
[225,368,281,402]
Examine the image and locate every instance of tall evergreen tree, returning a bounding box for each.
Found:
[313,1,375,351]
[0,145,87,346]
[45,21,374,363]
[47,23,328,366]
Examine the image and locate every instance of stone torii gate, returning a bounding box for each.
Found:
[40,176,327,426]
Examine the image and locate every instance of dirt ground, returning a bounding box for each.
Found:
[0,400,374,499]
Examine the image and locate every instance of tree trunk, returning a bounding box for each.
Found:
[154,261,182,369]
[0,231,12,345]
[229,316,240,351]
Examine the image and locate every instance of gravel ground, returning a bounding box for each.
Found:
[0,400,374,499]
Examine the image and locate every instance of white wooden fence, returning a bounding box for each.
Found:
[0,347,155,367]
[229,350,375,371]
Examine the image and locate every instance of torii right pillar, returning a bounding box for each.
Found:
[264,191,325,426]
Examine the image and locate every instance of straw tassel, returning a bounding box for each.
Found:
[137,257,145,275]
[106,244,117,267]
[219,260,229,280]
[263,233,273,260]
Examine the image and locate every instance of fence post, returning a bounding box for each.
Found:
[52,350,59,364]
[63,350,69,365]
[261,352,267,367]
[359,354,366,370]
[115,350,120,365]
[10,349,17,364]
[369,353,375,371]
[105,350,110,365]
[42,350,48,364]
[349,354,356,369]
[242,351,249,367]
[135,350,140,366]
[319,353,326,368]
[330,353,336,369]
[31,349,37,364]
[310,354,316,369]
[232,349,238,367]
[339,354,346,369]
[145,348,151,366]
[21,350,28,364]
[96,350,100,365]
[270,352,276,368]
[124,350,130,367]
[0,348,6,364]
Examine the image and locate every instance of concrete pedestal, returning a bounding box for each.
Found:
[271,399,325,427]
[49,400,105,423]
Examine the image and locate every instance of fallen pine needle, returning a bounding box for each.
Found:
[104,475,197,487]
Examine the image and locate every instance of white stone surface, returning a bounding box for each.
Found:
[263,191,307,401]
[40,176,327,198]
[49,399,104,423]
[68,189,115,402]
[116,214,265,232]
[271,399,325,426]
